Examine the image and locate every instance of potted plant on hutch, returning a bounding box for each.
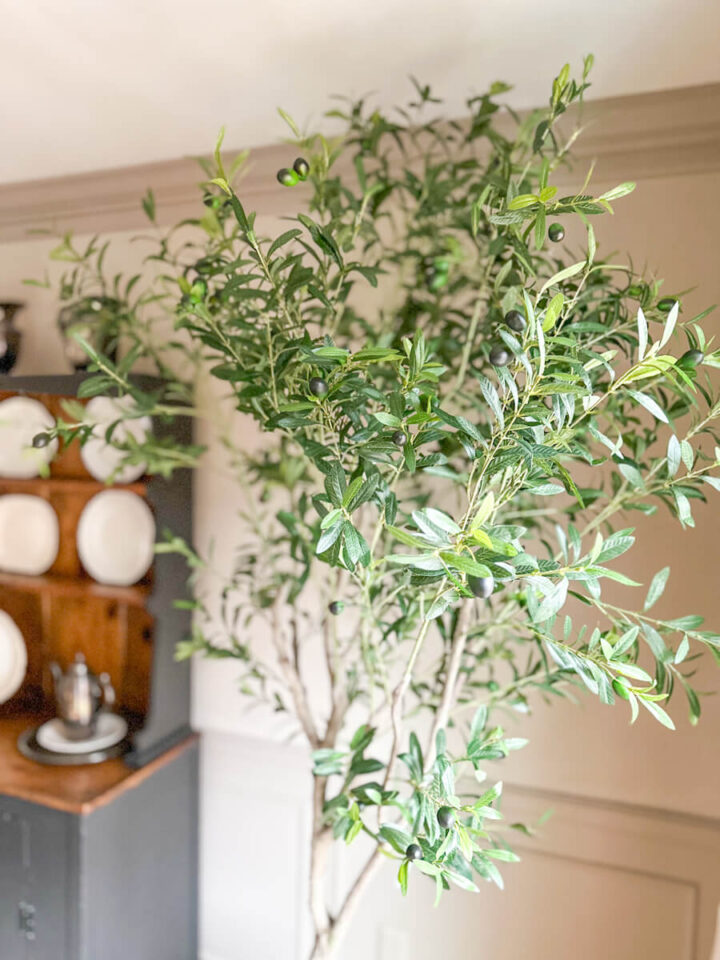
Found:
[39,59,720,960]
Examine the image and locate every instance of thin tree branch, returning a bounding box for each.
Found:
[270,592,320,749]
[425,599,474,764]
[380,596,434,795]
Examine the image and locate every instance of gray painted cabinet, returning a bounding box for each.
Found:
[0,741,198,960]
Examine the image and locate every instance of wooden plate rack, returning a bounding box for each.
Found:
[0,374,193,768]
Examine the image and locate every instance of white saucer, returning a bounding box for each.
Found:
[0,610,27,705]
[81,395,152,484]
[0,396,58,478]
[0,494,59,575]
[77,489,155,586]
[36,713,128,754]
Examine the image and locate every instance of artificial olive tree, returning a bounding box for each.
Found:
[42,59,720,960]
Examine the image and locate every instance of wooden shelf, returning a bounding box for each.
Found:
[0,476,148,495]
[0,714,198,815]
[0,570,150,605]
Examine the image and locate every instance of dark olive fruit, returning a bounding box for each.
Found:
[657,297,677,313]
[309,377,329,397]
[32,432,51,449]
[293,157,310,180]
[391,430,406,447]
[328,600,344,616]
[489,345,509,367]
[405,843,423,861]
[504,309,526,333]
[679,349,704,367]
[468,575,494,599]
[437,806,455,830]
[548,222,565,243]
[612,678,630,700]
[277,167,299,187]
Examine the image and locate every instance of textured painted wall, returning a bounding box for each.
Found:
[2,164,719,958]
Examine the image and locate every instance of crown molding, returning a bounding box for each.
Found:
[2,83,719,244]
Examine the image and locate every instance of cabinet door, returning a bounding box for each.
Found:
[0,809,30,960]
[0,800,75,960]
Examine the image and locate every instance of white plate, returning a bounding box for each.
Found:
[81,395,152,484]
[36,713,128,754]
[0,396,58,478]
[0,495,59,575]
[0,610,27,705]
[77,490,155,586]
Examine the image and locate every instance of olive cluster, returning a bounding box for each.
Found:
[486,307,529,370]
[276,157,310,187]
[422,256,451,292]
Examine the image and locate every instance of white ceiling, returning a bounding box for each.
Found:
[3,0,720,184]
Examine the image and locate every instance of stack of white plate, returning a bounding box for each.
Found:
[0,611,27,705]
[36,713,128,754]
[81,395,152,484]
[0,494,59,575]
[0,396,58,478]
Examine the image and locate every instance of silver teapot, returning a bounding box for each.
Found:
[49,654,115,741]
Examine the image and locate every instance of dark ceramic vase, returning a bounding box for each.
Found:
[0,302,23,374]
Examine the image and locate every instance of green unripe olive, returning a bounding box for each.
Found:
[391,430,406,447]
[405,843,423,861]
[679,349,704,367]
[548,222,565,243]
[487,680,500,691]
[437,806,455,830]
[425,268,448,291]
[504,309,526,333]
[277,167,299,187]
[657,297,677,313]
[489,345,509,367]
[189,279,207,301]
[328,600,344,616]
[32,432,51,449]
[612,678,631,700]
[468,575,494,599]
[627,284,643,298]
[293,157,310,180]
[309,377,329,397]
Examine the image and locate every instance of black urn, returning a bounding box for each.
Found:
[0,302,23,374]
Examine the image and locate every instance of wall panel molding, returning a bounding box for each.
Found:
[504,781,720,960]
[2,83,719,244]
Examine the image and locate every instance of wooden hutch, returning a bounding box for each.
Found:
[0,374,198,960]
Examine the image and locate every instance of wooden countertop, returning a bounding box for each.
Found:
[0,715,198,815]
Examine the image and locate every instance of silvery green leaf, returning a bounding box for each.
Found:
[659,300,679,347]
[539,260,585,296]
[644,567,670,610]
[640,698,675,730]
[627,388,667,423]
[636,308,648,361]
[674,635,690,665]
[533,578,568,622]
[680,440,694,471]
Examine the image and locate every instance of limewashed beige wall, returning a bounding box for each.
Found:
[2,166,720,958]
